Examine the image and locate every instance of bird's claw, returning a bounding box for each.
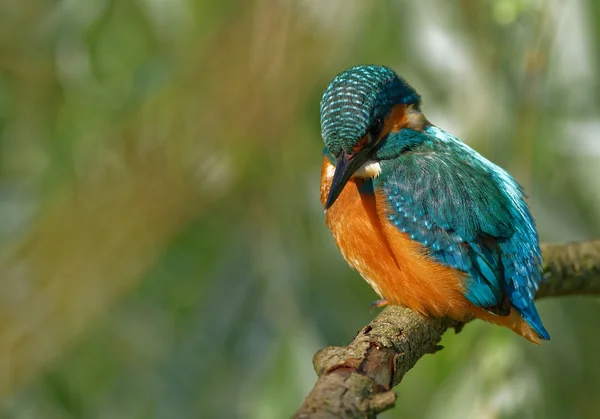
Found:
[370,299,389,312]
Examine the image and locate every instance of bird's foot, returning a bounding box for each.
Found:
[369,299,389,312]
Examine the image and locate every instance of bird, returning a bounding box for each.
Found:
[319,65,549,343]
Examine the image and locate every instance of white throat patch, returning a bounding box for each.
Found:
[353,160,382,179]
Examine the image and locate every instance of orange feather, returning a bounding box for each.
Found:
[320,157,541,343]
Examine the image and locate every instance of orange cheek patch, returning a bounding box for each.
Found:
[351,135,370,153]
[350,105,410,155]
[379,104,409,139]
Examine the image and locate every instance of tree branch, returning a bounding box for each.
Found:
[293,240,600,419]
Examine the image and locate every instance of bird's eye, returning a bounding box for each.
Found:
[369,118,384,139]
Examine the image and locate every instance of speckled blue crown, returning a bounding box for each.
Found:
[320,65,420,153]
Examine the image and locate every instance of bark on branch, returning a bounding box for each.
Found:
[293,240,600,419]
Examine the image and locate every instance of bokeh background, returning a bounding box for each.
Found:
[0,0,599,418]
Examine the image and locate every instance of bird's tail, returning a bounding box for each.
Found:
[517,302,550,341]
[471,305,550,344]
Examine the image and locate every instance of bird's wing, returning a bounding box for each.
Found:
[376,145,542,314]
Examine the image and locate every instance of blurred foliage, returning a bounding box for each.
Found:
[0,0,599,418]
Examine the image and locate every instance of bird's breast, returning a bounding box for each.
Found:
[320,157,471,318]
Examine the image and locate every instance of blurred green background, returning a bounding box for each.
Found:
[0,0,599,418]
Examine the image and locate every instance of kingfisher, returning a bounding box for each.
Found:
[319,65,549,343]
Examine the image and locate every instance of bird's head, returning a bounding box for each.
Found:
[320,65,425,209]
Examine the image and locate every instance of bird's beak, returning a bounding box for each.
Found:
[325,148,371,209]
